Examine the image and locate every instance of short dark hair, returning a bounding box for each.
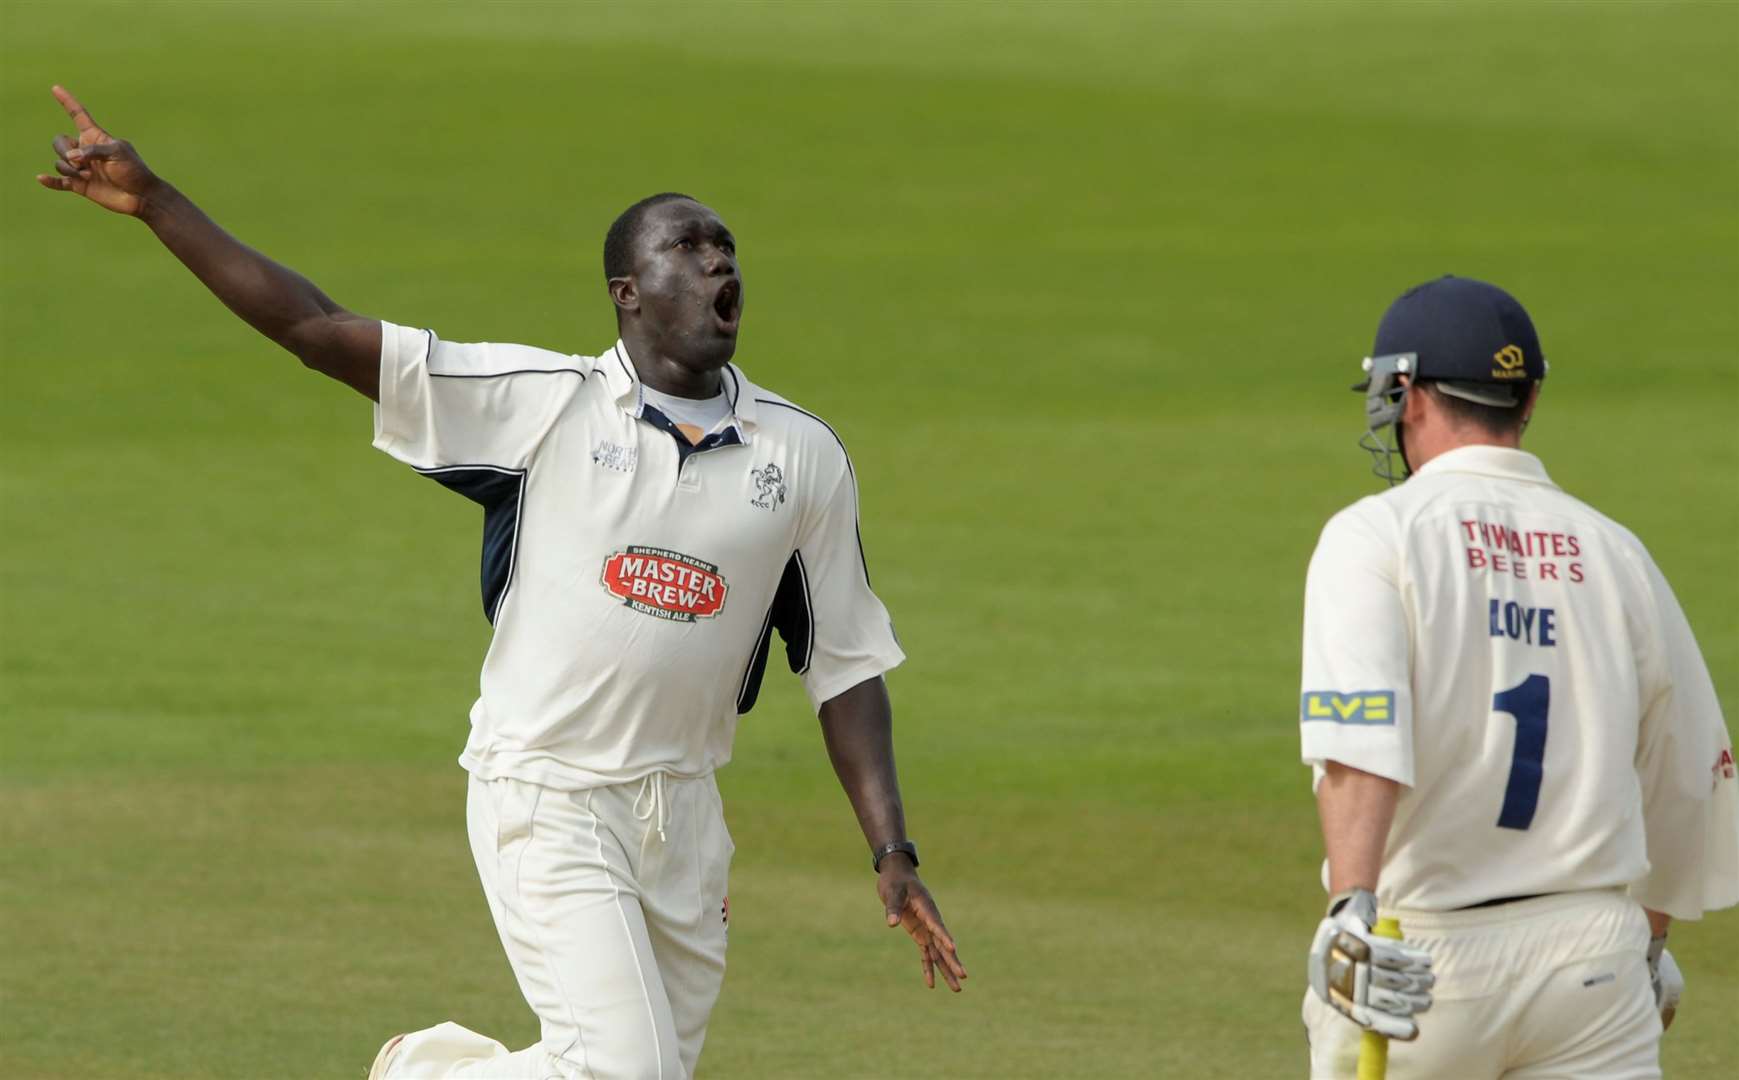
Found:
[1421,380,1529,436]
[603,192,695,280]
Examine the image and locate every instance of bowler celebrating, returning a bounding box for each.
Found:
[1299,276,1737,1078]
[38,87,965,1080]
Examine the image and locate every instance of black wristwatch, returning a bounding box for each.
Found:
[872,840,919,873]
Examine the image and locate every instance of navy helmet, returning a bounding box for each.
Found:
[1354,276,1547,482]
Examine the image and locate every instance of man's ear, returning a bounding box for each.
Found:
[1400,376,1436,427]
[609,275,638,316]
[1519,381,1543,430]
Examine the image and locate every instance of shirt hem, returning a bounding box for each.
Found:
[459,751,720,792]
[805,651,907,713]
[1301,749,1413,788]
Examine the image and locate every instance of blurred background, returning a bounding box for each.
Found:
[2,2,1734,1076]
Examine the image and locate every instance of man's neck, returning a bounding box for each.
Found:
[1406,431,1523,473]
[621,329,726,400]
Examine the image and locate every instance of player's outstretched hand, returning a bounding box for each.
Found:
[878,858,967,992]
[36,85,162,217]
[1308,888,1434,1041]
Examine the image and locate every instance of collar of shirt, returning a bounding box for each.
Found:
[1415,444,1557,488]
[600,339,760,437]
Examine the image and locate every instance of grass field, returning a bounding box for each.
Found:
[2,2,1735,1077]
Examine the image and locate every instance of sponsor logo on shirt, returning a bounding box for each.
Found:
[750,463,787,511]
[1459,519,1585,584]
[601,546,728,622]
[592,440,637,473]
[1717,747,1737,782]
[1301,691,1395,726]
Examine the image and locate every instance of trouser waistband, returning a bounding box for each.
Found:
[1390,887,1631,932]
[1456,891,1549,910]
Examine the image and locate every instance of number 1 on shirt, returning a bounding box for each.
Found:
[1493,674,1550,830]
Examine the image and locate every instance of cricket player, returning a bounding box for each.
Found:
[1299,275,1738,1078]
[37,87,965,1080]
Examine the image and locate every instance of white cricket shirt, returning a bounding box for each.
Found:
[374,323,905,791]
[1300,446,1738,917]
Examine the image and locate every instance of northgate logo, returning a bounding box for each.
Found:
[601,547,728,622]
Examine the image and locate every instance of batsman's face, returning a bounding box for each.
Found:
[624,199,743,371]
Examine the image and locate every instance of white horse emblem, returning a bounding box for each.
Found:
[750,464,787,511]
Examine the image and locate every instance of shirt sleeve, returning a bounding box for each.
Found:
[787,453,906,712]
[1299,500,1416,786]
[1631,554,1739,919]
[372,322,583,471]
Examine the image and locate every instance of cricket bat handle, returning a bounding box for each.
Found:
[1356,916,1404,1080]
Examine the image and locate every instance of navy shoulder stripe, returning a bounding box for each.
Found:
[735,550,814,714]
[754,398,854,479]
[420,331,587,381]
[754,398,876,587]
[412,463,529,623]
[430,367,586,380]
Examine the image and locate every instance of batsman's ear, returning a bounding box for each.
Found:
[608,275,639,316]
[1520,381,1543,429]
[1399,376,1432,424]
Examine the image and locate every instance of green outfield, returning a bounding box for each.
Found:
[2,2,1735,1076]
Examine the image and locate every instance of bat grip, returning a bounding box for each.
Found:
[1356,916,1404,1080]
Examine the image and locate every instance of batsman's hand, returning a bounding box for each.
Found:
[36,85,163,217]
[878,856,967,992]
[1308,888,1434,1041]
[1647,937,1683,1032]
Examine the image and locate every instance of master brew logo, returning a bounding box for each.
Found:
[1492,344,1527,379]
[600,547,728,621]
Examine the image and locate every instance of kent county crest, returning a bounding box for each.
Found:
[750,463,787,511]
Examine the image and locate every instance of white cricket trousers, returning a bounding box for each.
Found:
[387,772,733,1080]
[1303,889,1660,1079]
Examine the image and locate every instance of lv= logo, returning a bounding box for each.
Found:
[1302,691,1396,725]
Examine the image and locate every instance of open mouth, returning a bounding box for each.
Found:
[712,280,741,331]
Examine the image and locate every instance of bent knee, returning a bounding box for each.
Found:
[545,1032,685,1080]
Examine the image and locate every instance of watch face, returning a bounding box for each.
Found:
[875,841,917,871]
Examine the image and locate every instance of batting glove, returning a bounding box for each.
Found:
[1647,936,1683,1031]
[1308,888,1435,1041]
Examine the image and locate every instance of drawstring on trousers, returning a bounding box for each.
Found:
[633,771,668,843]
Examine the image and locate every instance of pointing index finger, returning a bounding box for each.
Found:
[52,85,99,133]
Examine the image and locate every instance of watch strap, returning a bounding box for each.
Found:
[872,840,919,872]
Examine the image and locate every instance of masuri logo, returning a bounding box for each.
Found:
[1492,344,1527,379]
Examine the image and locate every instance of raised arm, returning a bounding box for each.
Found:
[818,675,967,992]
[36,86,380,399]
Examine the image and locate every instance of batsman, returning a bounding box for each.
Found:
[1299,276,1738,1078]
[37,86,966,1079]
